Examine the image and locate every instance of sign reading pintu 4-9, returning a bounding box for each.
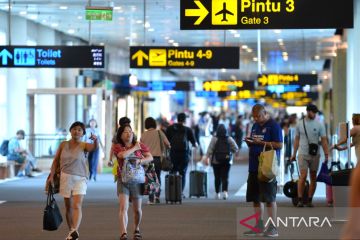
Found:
[181,0,353,30]
[0,46,104,68]
[130,46,239,69]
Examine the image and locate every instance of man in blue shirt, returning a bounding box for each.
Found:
[244,104,283,237]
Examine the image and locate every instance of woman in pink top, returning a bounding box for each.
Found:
[109,124,153,240]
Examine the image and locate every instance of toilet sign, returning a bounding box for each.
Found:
[0,46,104,68]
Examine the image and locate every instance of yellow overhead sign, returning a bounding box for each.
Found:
[130,46,239,69]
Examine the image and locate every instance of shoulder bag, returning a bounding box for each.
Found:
[43,186,63,231]
[303,119,319,156]
[121,157,145,184]
[158,130,173,171]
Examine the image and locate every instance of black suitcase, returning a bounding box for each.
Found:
[165,174,182,204]
[189,170,207,198]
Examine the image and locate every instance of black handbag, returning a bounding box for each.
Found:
[43,187,63,231]
[303,119,319,156]
[158,130,173,171]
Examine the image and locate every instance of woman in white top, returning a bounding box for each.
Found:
[140,117,170,204]
[47,121,98,240]
[332,114,360,239]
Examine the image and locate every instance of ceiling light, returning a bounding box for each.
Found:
[144,22,150,28]
[274,30,281,34]
[253,57,258,61]
[67,29,75,34]
[136,20,143,24]
[51,23,59,27]
[247,48,253,53]
[59,6,68,10]
[221,68,226,72]
[78,16,83,20]
[168,39,174,43]
[229,30,237,34]
[234,33,240,38]
[314,55,320,60]
[148,28,154,32]
[131,32,138,38]
[131,6,137,11]
[311,70,317,74]
[29,15,38,20]
[242,45,248,49]
[19,11,27,15]
[277,38,283,42]
[164,36,170,40]
[173,43,179,47]
[113,6,122,10]
[99,42,105,46]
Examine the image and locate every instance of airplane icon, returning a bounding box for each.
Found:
[215,2,234,22]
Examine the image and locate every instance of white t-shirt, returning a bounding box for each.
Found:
[295,117,326,155]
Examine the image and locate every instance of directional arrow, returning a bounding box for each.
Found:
[131,50,148,66]
[185,0,209,25]
[239,211,262,233]
[0,49,13,65]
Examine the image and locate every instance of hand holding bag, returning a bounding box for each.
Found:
[45,156,61,194]
[316,161,332,185]
[258,144,279,182]
[158,130,173,171]
[43,187,63,231]
[121,157,145,184]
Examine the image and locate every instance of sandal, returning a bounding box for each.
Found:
[133,230,142,240]
[120,233,128,240]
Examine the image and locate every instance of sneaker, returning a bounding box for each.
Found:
[223,191,228,200]
[243,221,264,236]
[263,225,279,237]
[120,233,128,240]
[32,168,42,172]
[155,198,160,204]
[66,230,79,240]
[297,200,304,207]
[306,201,314,208]
[215,193,221,200]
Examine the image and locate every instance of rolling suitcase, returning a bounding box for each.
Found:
[165,174,182,204]
[189,149,207,198]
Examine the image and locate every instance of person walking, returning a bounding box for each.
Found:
[140,117,170,204]
[166,113,197,197]
[47,121,98,240]
[243,104,283,237]
[109,124,153,240]
[202,124,238,200]
[290,104,329,208]
[84,119,104,181]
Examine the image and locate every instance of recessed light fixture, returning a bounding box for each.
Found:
[311,70,317,74]
[314,55,320,60]
[51,23,59,27]
[148,28,154,32]
[136,20,142,24]
[253,57,258,61]
[59,6,68,10]
[78,16,83,20]
[67,29,75,34]
[144,22,150,28]
[173,43,179,47]
[168,39,174,43]
[242,45,248,49]
[234,33,240,38]
[19,11,27,15]
[221,68,226,72]
[113,6,122,10]
[29,15,38,20]
[274,30,281,34]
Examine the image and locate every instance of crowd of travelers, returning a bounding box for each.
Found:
[0,102,353,239]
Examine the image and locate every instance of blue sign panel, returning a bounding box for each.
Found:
[0,46,104,68]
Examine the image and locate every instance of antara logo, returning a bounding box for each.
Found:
[239,212,332,231]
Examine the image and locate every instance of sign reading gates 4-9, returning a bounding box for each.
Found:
[181,0,353,30]
[130,46,239,69]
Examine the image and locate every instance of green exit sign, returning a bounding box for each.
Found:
[85,6,113,21]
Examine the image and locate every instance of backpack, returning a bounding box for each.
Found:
[213,137,231,163]
[170,126,188,152]
[0,140,9,156]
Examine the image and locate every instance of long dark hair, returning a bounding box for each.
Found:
[216,124,228,138]
[116,124,137,147]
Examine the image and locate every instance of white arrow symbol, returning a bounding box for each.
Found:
[0,49,13,65]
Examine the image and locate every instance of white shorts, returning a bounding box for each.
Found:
[59,172,87,198]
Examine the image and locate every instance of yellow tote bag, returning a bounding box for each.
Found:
[258,144,279,182]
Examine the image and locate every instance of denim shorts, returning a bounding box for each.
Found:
[117,181,142,199]
[246,172,277,203]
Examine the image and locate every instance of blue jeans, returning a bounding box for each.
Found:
[88,148,99,180]
[170,151,189,193]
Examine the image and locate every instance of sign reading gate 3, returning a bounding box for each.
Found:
[130,46,239,69]
[181,0,353,29]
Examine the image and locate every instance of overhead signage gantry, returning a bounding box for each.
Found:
[181,0,353,29]
[0,46,104,68]
[257,74,318,86]
[130,46,239,69]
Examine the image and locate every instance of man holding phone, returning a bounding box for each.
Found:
[244,104,283,237]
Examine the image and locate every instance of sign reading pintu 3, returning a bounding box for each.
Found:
[181,0,353,30]
[130,46,239,69]
[0,46,104,68]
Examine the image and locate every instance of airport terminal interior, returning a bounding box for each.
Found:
[0,0,360,239]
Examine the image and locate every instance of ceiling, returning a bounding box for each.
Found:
[0,0,341,80]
